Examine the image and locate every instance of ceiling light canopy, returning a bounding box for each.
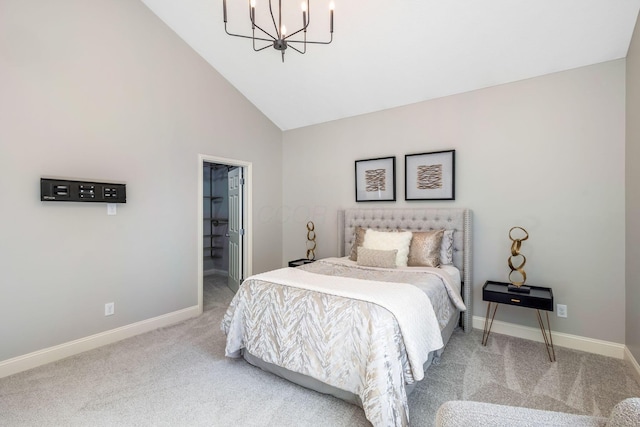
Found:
[223,0,334,62]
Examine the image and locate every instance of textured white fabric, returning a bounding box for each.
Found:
[249,267,444,380]
[606,398,640,426]
[441,229,455,265]
[222,278,411,427]
[338,208,472,332]
[363,229,413,267]
[439,265,461,293]
[322,257,464,310]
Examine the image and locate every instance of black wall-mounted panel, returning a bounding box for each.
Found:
[41,178,126,203]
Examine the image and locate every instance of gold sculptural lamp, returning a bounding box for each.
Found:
[306,221,316,260]
[508,226,531,294]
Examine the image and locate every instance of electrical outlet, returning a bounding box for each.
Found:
[105,302,115,316]
[557,304,567,318]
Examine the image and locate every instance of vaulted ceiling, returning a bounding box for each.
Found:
[141,0,640,130]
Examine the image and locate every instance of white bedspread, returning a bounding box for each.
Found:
[221,262,464,427]
[251,267,444,381]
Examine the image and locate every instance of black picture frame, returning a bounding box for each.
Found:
[355,156,396,202]
[405,150,455,200]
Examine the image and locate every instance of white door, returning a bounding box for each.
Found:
[227,167,243,292]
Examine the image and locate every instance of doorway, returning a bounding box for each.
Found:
[198,154,252,314]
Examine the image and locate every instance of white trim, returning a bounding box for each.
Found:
[0,306,200,379]
[198,154,253,313]
[624,346,640,382]
[472,316,625,359]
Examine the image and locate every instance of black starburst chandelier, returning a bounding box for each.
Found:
[223,0,334,62]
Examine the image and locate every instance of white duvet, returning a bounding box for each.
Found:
[250,267,444,381]
[221,260,465,427]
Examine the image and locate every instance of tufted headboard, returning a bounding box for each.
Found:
[337,208,473,332]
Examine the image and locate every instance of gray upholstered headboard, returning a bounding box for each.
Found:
[337,208,473,332]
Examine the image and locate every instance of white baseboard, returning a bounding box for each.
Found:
[624,346,640,382]
[472,316,625,359]
[4,310,636,380]
[0,305,201,379]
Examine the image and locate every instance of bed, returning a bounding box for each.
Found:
[221,208,472,427]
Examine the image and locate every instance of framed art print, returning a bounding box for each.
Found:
[405,150,455,200]
[355,156,396,202]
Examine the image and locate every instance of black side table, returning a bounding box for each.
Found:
[288,258,315,268]
[482,280,556,362]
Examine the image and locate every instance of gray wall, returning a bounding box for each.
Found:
[0,0,283,361]
[283,60,626,343]
[626,13,640,361]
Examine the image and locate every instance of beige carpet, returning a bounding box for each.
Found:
[1,275,639,426]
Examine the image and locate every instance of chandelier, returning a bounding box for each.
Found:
[223,0,334,62]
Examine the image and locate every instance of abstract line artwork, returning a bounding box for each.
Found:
[365,169,386,192]
[417,164,442,190]
[405,150,455,200]
[355,156,396,202]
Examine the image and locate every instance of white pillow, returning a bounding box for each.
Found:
[363,229,413,267]
[441,229,454,265]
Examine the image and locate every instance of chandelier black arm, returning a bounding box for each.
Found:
[224,0,274,41]
[243,0,277,41]
[286,34,333,45]
[251,21,278,41]
[268,0,279,37]
[252,40,273,52]
[287,43,306,55]
[223,0,333,61]
[224,24,274,43]
[287,30,306,54]
[284,26,307,40]
[284,0,310,41]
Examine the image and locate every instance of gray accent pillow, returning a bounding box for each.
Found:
[356,247,398,268]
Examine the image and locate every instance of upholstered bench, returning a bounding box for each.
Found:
[435,398,640,427]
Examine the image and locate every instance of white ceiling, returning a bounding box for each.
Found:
[141,0,640,131]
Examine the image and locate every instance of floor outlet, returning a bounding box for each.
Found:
[105,302,115,316]
[557,304,567,318]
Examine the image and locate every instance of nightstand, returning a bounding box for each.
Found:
[288,258,315,268]
[482,280,556,362]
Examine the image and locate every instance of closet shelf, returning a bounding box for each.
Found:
[203,217,229,223]
[204,162,228,266]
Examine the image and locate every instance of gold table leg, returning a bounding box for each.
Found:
[482,302,499,346]
[536,309,556,362]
